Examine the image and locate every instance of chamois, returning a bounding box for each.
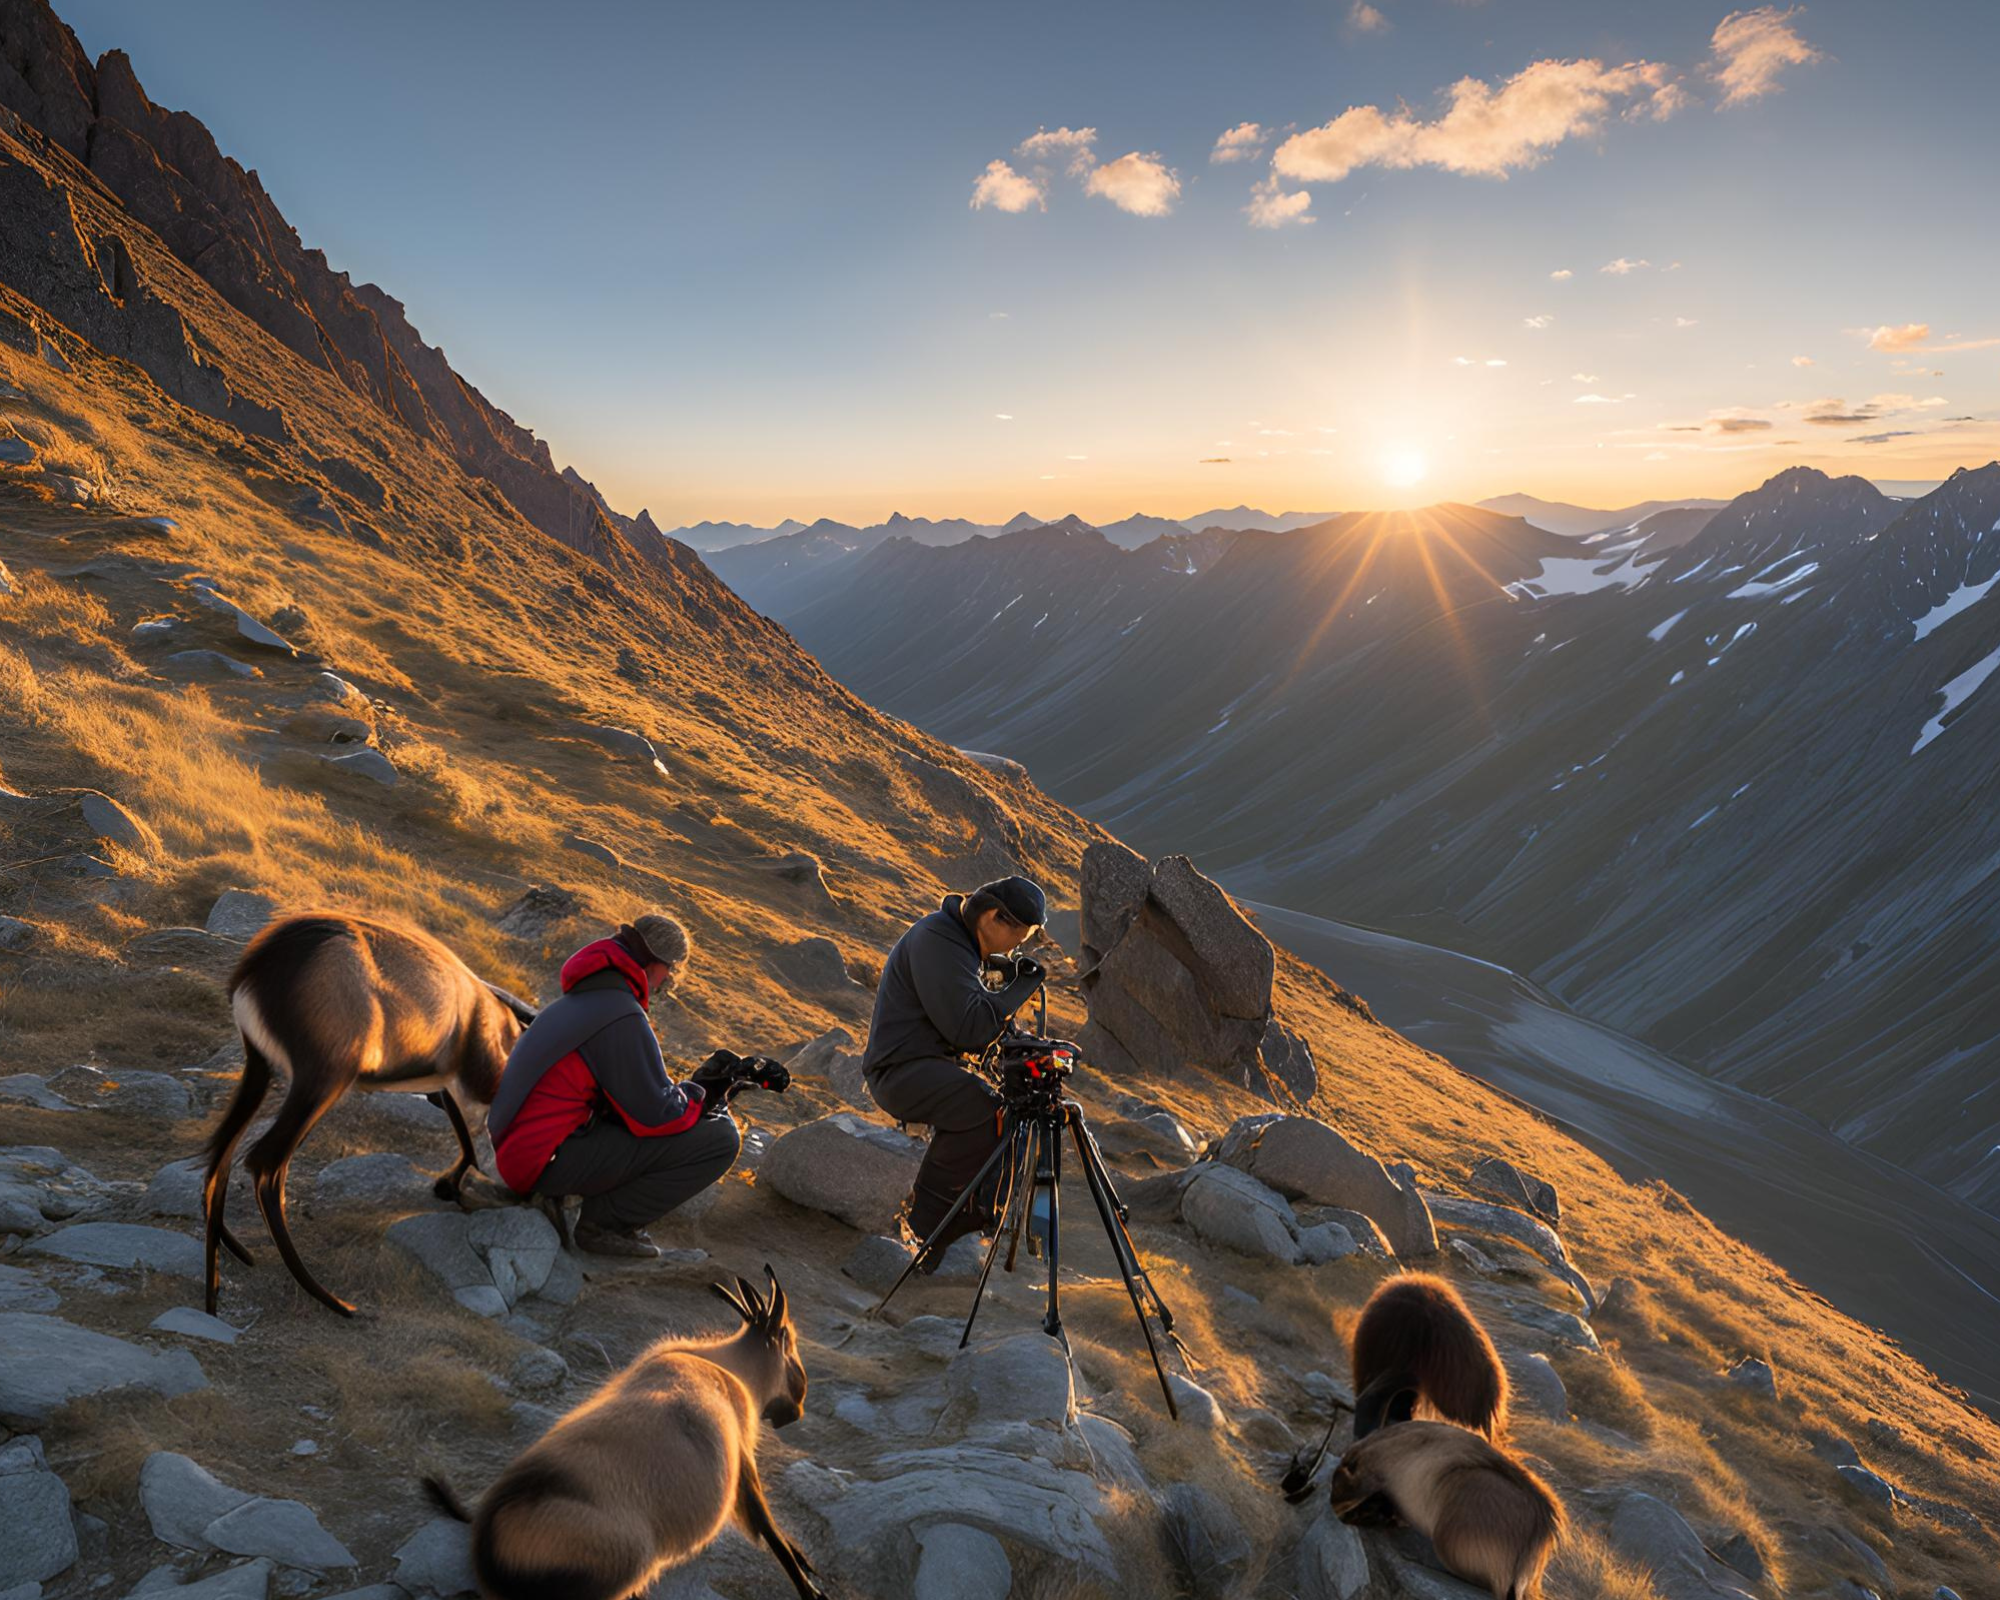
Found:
[1284,1271,1509,1499]
[425,1265,824,1600]
[1326,1422,1565,1600]
[203,914,537,1317]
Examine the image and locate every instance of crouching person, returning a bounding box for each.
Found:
[864,876,1048,1265]
[489,912,786,1258]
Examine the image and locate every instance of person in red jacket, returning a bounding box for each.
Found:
[488,912,786,1258]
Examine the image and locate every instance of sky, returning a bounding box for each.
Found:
[54,0,2000,528]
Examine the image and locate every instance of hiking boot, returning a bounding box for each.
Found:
[573,1220,661,1259]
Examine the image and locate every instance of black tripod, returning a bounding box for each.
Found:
[875,986,1189,1417]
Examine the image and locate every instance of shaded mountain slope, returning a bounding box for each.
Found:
[1479,492,1732,537]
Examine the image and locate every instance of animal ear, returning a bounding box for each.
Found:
[764,1263,787,1328]
[735,1274,768,1326]
[709,1280,753,1324]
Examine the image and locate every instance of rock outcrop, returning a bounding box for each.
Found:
[1216,1113,1436,1257]
[1078,843,1315,1100]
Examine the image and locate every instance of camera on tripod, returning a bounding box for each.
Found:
[993,1030,1076,1111]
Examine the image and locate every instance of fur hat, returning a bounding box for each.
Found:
[621,911,691,969]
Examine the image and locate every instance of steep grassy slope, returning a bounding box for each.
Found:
[0,44,1996,1600]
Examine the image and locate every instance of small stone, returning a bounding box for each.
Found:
[162,650,260,681]
[141,1453,253,1548]
[319,748,398,786]
[1724,1356,1778,1401]
[150,1308,241,1345]
[0,917,36,951]
[1509,1353,1569,1421]
[304,672,360,704]
[310,1153,433,1213]
[562,835,623,867]
[291,1441,317,1457]
[1297,1221,1359,1264]
[0,1077,72,1113]
[1179,1162,1301,1263]
[1836,1463,1898,1511]
[509,1347,569,1393]
[1166,1372,1227,1432]
[1294,1507,1371,1600]
[841,1234,916,1296]
[392,1516,478,1597]
[205,1498,355,1568]
[0,1266,59,1313]
[79,791,145,848]
[232,612,295,654]
[0,1434,77,1589]
[28,1223,202,1278]
[206,892,276,941]
[0,437,35,465]
[129,1562,272,1600]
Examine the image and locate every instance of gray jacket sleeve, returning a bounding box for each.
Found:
[578,1013,707,1135]
[907,927,1041,1054]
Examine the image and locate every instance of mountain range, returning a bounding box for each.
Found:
[766,470,2000,1218]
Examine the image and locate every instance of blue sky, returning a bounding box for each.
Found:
[56,1,2000,525]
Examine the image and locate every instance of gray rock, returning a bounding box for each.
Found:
[1298,1221,1359,1264]
[1723,1356,1778,1401]
[1509,1301,1602,1354]
[0,1147,114,1232]
[495,886,580,940]
[761,1115,923,1233]
[0,1078,73,1115]
[151,1308,242,1345]
[386,1213,494,1311]
[843,1234,917,1296]
[46,1064,193,1117]
[0,436,35,465]
[0,1435,76,1588]
[572,722,667,775]
[1159,1482,1251,1599]
[946,1333,1075,1429]
[1146,855,1275,1018]
[1074,1414,1147,1490]
[318,1589,404,1600]
[1509,1353,1570,1420]
[79,791,146,847]
[0,916,37,951]
[1421,1192,1594,1310]
[509,1347,569,1393]
[232,612,294,654]
[131,617,181,641]
[785,1028,867,1109]
[319,748,398,786]
[205,1497,355,1569]
[163,650,260,681]
[1179,1162,1301,1263]
[146,1158,248,1222]
[768,937,863,994]
[392,1516,478,1596]
[1295,1507,1371,1600]
[782,1446,1114,1575]
[205,892,276,941]
[1259,1020,1319,1102]
[310,1153,434,1213]
[1607,1493,1757,1599]
[467,1207,562,1304]
[387,1207,561,1314]
[0,1314,207,1421]
[28,1222,202,1278]
[1216,1115,1436,1257]
[304,672,360,704]
[912,1523,1011,1600]
[1711,1534,1764,1583]
[1467,1155,1561,1225]
[141,1453,253,1548]
[1836,1463,1898,1511]
[126,1562,273,1600]
[898,1316,972,1362]
[1166,1372,1228,1432]
[1446,1237,1498,1275]
[0,1266,59,1313]
[563,835,623,867]
[1079,839,1153,964]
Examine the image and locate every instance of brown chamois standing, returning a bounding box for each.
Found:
[1327,1421,1565,1600]
[425,1266,824,1600]
[203,914,537,1317]
[1283,1271,1509,1499]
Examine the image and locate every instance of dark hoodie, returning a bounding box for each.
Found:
[489,938,705,1194]
[862,894,1042,1076]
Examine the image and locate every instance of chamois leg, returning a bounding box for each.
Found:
[428,1087,480,1201]
[245,1064,356,1316]
[735,1457,826,1600]
[202,1041,273,1314]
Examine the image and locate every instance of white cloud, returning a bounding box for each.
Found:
[994,413,1014,421]
[1675,316,1699,327]
[1348,1,1390,33]
[1065,454,1089,460]
[971,160,1045,213]
[1017,126,1099,176]
[1550,268,1574,281]
[1576,393,1623,404]
[1211,122,1268,163]
[1246,174,1314,228]
[1791,354,1814,366]
[1272,55,1674,185]
[1486,358,1508,367]
[1524,314,1554,330]
[1085,152,1182,217]
[1572,371,1599,383]
[1710,6,1823,107]
[1858,322,2000,355]
[1601,257,1650,275]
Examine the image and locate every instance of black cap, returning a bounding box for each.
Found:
[978,875,1047,930]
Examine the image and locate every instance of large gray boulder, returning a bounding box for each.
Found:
[0,1435,77,1588]
[140,1453,354,1568]
[27,1222,202,1278]
[45,1064,193,1118]
[0,1314,207,1422]
[0,1265,59,1312]
[79,790,147,848]
[310,1153,437,1214]
[786,1028,868,1110]
[912,1522,1011,1600]
[760,1115,923,1233]
[387,1206,572,1317]
[125,1561,273,1600]
[1216,1115,1436,1257]
[946,1333,1075,1429]
[1294,1508,1371,1600]
[1606,1494,1757,1599]
[206,890,276,940]
[1179,1162,1302,1263]
[1421,1193,1594,1310]
[392,1516,478,1596]
[1,1147,114,1234]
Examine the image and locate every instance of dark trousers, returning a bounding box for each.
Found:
[535,1112,741,1231]
[866,1056,1004,1234]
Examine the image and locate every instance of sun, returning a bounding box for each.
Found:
[1382,446,1428,488]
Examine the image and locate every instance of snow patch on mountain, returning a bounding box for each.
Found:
[1913,642,2000,753]
[1912,572,2000,641]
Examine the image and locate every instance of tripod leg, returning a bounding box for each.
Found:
[960,1122,1034,1348]
[1073,1113,1180,1336]
[875,1113,1023,1313]
[1003,1118,1038,1274]
[1071,1116,1180,1419]
[1042,1114,1065,1344]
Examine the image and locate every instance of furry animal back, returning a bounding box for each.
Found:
[1351,1272,1509,1440]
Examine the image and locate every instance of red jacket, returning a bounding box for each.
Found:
[489,938,705,1194]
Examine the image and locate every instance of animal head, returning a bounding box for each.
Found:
[710,1264,808,1428]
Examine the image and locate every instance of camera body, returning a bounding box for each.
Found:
[992,1028,1078,1114]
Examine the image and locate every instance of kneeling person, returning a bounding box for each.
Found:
[863,876,1047,1260]
[489,912,786,1257]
